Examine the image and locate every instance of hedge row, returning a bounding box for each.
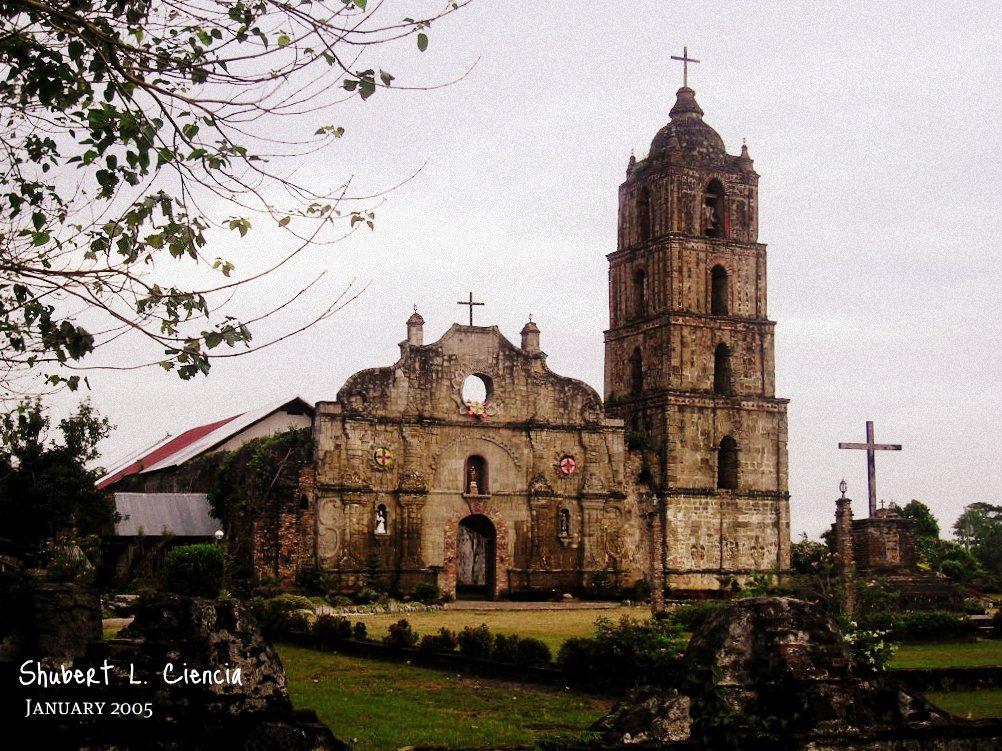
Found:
[857,610,978,641]
[380,620,552,668]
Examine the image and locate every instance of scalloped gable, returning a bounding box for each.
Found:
[332,323,605,426]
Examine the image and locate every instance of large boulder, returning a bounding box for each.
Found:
[595,597,997,749]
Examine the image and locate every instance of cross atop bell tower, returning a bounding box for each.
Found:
[670,45,700,88]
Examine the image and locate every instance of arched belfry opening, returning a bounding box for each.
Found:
[704,179,725,238]
[713,342,733,396]
[717,436,738,490]
[629,347,644,395]
[637,186,651,243]
[710,265,729,315]
[464,455,488,495]
[633,268,647,318]
[456,514,496,598]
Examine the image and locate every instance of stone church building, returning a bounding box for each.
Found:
[277,81,792,598]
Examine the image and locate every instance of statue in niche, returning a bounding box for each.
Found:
[467,464,479,495]
[558,508,571,538]
[375,504,388,535]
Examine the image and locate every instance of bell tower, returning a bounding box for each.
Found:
[604,71,791,593]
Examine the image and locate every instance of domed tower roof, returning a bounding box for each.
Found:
[648,86,726,161]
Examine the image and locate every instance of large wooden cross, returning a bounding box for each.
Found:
[838,420,902,517]
[671,46,700,88]
[457,292,484,326]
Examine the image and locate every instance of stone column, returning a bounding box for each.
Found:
[581,497,606,570]
[398,493,426,568]
[834,494,856,618]
[647,495,667,614]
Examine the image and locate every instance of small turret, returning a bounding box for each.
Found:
[406,305,424,347]
[520,317,540,354]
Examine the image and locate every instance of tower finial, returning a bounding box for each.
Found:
[670,45,700,88]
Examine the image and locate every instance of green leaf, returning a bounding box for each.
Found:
[379,69,394,87]
[343,79,358,92]
[278,34,291,47]
[354,0,367,8]
[31,231,50,247]
[417,32,428,52]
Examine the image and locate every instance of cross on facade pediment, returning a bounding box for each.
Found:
[457,292,484,326]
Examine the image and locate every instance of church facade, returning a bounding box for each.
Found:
[282,83,791,598]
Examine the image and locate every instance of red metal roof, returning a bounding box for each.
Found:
[97,413,241,490]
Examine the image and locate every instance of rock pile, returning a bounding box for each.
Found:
[595,596,1002,749]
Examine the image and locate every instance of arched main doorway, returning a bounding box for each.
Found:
[456,514,496,598]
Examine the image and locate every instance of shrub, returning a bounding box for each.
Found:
[164,543,224,598]
[352,621,368,641]
[992,610,1002,638]
[514,637,552,668]
[286,609,312,632]
[492,633,519,663]
[250,594,316,634]
[383,618,418,650]
[940,559,967,582]
[354,588,384,605]
[899,611,977,641]
[418,627,458,653]
[964,597,988,615]
[842,620,896,673]
[858,610,977,642]
[325,594,354,608]
[458,624,494,659]
[670,601,725,632]
[314,614,352,642]
[557,616,685,690]
[412,581,440,604]
[630,579,652,602]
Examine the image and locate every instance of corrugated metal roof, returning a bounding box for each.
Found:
[97,415,240,490]
[97,395,312,490]
[113,493,221,537]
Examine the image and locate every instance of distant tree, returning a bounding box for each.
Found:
[0,0,465,394]
[0,400,113,554]
[899,499,940,539]
[954,503,1002,576]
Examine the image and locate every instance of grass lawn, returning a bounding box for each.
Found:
[926,690,1002,719]
[892,640,1002,669]
[347,605,651,653]
[277,643,612,750]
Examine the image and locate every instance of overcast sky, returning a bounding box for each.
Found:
[55,1,1001,539]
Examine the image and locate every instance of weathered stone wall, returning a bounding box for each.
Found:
[312,324,648,598]
[852,513,917,570]
[663,493,788,592]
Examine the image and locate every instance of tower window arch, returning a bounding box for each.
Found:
[465,455,489,495]
[717,436,738,490]
[703,180,725,238]
[637,186,651,243]
[710,265,729,315]
[629,347,644,395]
[633,268,647,318]
[713,342,733,396]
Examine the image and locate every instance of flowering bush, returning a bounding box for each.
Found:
[843,621,896,673]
